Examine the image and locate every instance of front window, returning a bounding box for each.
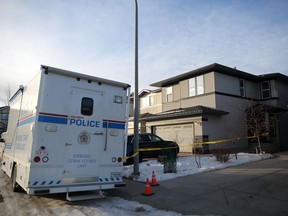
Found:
[261,81,271,99]
[189,75,204,97]
[166,86,173,102]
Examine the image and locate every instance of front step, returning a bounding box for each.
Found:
[66,190,105,201]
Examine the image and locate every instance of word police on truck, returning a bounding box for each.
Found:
[1,65,130,201]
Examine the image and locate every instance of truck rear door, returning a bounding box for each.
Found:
[63,87,106,183]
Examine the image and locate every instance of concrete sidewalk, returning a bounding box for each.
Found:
[110,152,288,216]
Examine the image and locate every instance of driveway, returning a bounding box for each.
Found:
[110,152,288,216]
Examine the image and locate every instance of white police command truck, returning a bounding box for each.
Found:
[1,65,130,201]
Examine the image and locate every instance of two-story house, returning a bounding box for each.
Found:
[132,63,288,153]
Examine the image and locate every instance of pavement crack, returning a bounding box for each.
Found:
[222,189,229,205]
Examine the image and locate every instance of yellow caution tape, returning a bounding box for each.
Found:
[124,134,267,160]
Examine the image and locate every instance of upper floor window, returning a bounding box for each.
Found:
[142,95,154,107]
[149,95,154,106]
[239,79,246,97]
[261,81,271,99]
[166,86,173,102]
[189,75,204,97]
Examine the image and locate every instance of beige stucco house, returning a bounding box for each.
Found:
[129,63,288,153]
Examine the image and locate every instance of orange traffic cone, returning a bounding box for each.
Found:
[151,170,159,186]
[142,178,154,196]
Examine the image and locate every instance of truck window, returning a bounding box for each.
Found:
[81,97,93,116]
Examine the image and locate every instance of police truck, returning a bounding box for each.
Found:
[1,65,130,201]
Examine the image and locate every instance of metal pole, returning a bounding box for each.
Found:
[133,0,140,176]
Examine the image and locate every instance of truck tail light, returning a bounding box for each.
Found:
[117,157,122,163]
[34,156,41,163]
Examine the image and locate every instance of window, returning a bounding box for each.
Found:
[269,119,276,136]
[261,81,271,99]
[189,78,196,96]
[166,86,173,102]
[189,75,204,97]
[1,112,9,120]
[197,76,204,95]
[239,79,246,97]
[142,95,154,108]
[148,134,162,141]
[149,96,154,106]
[81,97,93,116]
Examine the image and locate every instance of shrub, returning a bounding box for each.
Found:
[212,145,230,163]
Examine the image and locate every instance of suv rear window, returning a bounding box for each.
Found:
[139,134,151,141]
[149,134,162,141]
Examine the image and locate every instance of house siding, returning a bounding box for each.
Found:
[140,91,162,114]
[130,63,288,153]
[163,73,217,111]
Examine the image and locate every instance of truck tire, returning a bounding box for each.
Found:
[12,165,20,192]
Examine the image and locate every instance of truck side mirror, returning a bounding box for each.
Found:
[0,138,5,143]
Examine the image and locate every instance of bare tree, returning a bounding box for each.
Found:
[245,103,278,154]
[224,120,246,159]
[192,137,202,168]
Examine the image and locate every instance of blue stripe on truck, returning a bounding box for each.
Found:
[37,112,125,130]
[17,116,35,127]
[103,120,125,130]
[38,115,68,125]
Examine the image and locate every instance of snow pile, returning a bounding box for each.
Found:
[51,197,181,216]
[123,153,273,182]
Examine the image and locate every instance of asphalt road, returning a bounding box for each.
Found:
[1,152,287,216]
[110,152,288,216]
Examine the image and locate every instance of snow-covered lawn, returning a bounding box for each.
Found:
[123,153,273,182]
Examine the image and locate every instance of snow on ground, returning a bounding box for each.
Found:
[49,197,181,216]
[3,153,272,216]
[123,153,273,182]
[50,153,273,216]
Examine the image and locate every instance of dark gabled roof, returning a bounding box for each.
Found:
[139,106,229,122]
[150,63,288,87]
[258,73,288,83]
[151,63,259,87]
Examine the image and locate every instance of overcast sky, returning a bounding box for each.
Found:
[1,0,288,106]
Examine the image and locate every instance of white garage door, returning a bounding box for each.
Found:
[154,124,194,153]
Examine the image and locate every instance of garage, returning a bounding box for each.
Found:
[154,124,194,153]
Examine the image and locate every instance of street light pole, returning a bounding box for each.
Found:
[133,0,140,176]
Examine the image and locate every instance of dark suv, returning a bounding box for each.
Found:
[126,133,179,164]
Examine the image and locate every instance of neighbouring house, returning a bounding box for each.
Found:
[129,63,288,153]
[0,106,9,136]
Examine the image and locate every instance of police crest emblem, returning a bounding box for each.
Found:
[78,131,90,144]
